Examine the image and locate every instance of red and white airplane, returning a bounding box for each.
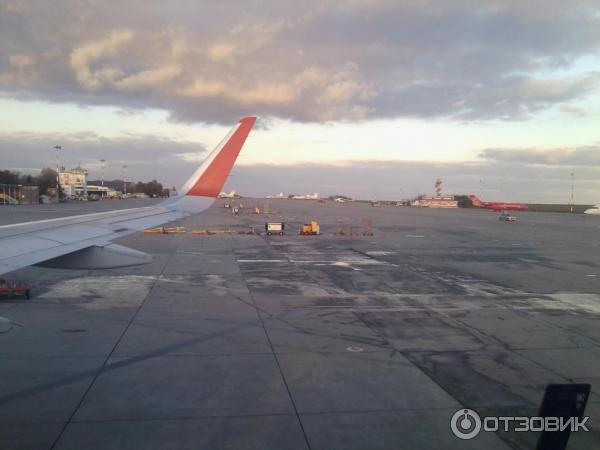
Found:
[0,117,256,274]
[469,194,528,212]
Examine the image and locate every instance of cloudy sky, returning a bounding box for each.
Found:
[1,0,599,202]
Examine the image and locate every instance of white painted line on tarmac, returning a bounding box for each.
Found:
[346,346,364,352]
[237,259,287,263]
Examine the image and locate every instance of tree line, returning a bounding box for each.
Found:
[0,168,57,195]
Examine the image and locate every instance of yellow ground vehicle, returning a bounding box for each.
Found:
[299,221,320,235]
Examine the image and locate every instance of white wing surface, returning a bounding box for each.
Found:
[0,117,256,274]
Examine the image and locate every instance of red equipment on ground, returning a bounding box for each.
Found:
[0,278,30,299]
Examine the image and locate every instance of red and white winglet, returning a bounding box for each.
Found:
[168,117,256,212]
[180,117,256,197]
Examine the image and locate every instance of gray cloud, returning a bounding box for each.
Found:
[1,0,599,123]
[0,131,207,186]
[230,159,600,203]
[480,146,600,166]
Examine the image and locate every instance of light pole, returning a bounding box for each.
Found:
[53,145,61,202]
[570,172,575,213]
[123,165,128,197]
[100,159,106,199]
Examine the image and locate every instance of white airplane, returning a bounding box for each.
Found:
[334,198,346,203]
[0,117,256,274]
[291,193,320,200]
[266,192,284,199]
[218,190,237,199]
[584,205,600,215]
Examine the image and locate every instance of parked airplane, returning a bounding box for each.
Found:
[218,190,238,199]
[469,194,528,211]
[291,193,320,200]
[584,205,600,215]
[0,117,256,275]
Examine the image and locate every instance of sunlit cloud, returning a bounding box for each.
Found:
[1,0,599,123]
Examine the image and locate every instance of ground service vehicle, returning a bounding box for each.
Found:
[499,211,517,222]
[299,221,320,235]
[265,222,285,235]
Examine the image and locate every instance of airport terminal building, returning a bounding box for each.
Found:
[59,166,88,198]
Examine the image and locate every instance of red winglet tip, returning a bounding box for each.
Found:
[184,117,256,198]
[240,116,257,125]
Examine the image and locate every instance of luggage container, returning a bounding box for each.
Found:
[265,222,285,235]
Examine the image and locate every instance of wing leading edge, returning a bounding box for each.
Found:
[0,117,256,274]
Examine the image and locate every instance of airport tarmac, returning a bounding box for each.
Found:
[1,198,599,449]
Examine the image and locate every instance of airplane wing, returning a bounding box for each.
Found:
[0,117,256,275]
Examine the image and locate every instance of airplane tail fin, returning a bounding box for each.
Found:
[469,195,483,207]
[179,117,256,197]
